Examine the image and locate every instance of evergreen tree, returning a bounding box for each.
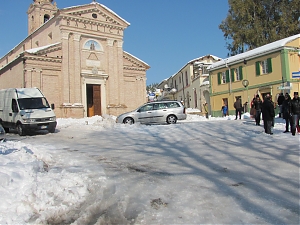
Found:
[219,0,300,55]
[146,83,159,93]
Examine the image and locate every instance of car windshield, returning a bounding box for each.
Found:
[18,98,50,110]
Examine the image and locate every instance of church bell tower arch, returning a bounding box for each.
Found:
[27,0,58,35]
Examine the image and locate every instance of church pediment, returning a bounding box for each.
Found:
[24,43,62,60]
[59,2,130,29]
[123,51,150,71]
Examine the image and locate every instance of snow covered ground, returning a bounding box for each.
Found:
[0,112,299,224]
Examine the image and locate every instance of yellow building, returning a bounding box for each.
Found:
[0,0,149,118]
[208,34,300,117]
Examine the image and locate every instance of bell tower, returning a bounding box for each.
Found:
[27,0,58,35]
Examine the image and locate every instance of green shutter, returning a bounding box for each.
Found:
[217,72,221,85]
[267,58,272,73]
[226,70,229,83]
[255,61,261,76]
[231,68,235,82]
[239,66,243,80]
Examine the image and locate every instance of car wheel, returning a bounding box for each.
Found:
[17,124,26,136]
[167,115,177,124]
[123,117,134,124]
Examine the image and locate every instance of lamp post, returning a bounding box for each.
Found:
[180,71,185,105]
[242,79,249,112]
[243,59,249,112]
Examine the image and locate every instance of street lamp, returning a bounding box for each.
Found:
[242,79,249,112]
[169,88,177,100]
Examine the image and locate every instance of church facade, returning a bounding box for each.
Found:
[0,0,150,118]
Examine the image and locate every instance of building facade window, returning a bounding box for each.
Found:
[261,60,268,74]
[256,58,272,76]
[185,71,188,86]
[44,14,50,23]
[221,71,226,84]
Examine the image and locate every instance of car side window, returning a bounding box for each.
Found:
[158,103,167,109]
[139,104,153,112]
[167,102,180,108]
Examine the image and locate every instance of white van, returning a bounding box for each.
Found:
[0,88,57,136]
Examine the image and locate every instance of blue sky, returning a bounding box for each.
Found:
[0,0,230,85]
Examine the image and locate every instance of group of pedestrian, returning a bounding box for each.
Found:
[216,92,299,136]
[281,92,300,136]
[247,91,300,136]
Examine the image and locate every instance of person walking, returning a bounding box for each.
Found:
[262,94,275,135]
[277,93,285,118]
[290,92,300,136]
[221,104,228,117]
[282,93,292,133]
[253,95,263,125]
[203,103,209,119]
[270,95,276,127]
[234,98,243,120]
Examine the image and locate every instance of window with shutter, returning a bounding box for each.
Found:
[218,72,221,85]
[267,58,272,73]
[255,61,261,76]
[231,68,235,82]
[226,70,230,83]
[239,66,243,80]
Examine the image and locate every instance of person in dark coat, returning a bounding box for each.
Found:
[290,92,300,136]
[277,93,285,118]
[234,98,243,120]
[282,93,291,133]
[262,94,275,135]
[253,95,263,125]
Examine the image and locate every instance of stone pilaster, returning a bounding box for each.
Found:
[107,39,118,106]
[73,34,81,104]
[61,31,70,104]
[117,40,124,104]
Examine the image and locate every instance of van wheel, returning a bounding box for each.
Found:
[167,115,177,124]
[17,124,26,136]
[4,127,9,133]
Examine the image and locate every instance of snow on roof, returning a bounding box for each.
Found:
[63,1,130,26]
[123,51,150,67]
[208,34,300,70]
[188,54,222,64]
[25,42,61,54]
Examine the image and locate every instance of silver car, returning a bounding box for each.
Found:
[116,100,187,124]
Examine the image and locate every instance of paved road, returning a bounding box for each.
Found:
[4,119,299,224]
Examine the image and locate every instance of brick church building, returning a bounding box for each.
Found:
[0,0,150,118]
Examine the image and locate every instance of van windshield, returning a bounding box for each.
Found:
[18,98,50,110]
